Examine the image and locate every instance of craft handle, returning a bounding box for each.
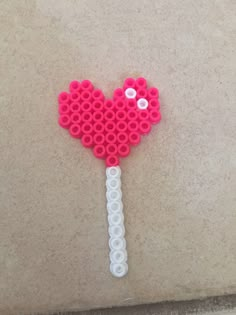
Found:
[106,166,128,277]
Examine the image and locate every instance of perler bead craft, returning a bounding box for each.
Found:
[58,77,161,277]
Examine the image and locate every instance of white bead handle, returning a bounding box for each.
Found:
[106,166,128,277]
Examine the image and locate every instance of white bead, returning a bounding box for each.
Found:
[106,178,121,190]
[110,249,127,264]
[106,189,122,202]
[125,88,136,99]
[109,225,125,238]
[107,201,123,213]
[108,213,124,226]
[109,237,126,250]
[106,166,121,178]
[110,262,128,277]
[137,98,148,109]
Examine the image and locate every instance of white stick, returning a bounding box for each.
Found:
[106,166,128,277]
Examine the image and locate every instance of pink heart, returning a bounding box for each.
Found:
[58,77,161,166]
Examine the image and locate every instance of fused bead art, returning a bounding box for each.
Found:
[58,77,161,277]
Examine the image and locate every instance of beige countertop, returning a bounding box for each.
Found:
[0,1,236,314]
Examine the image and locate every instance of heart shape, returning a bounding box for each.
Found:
[58,77,161,166]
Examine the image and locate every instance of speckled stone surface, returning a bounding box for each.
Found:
[0,1,236,314]
[59,295,236,315]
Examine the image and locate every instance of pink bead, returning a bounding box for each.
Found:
[58,92,70,104]
[149,110,161,124]
[104,99,115,111]
[70,102,80,113]
[106,143,118,156]
[94,133,105,145]
[59,103,70,115]
[104,109,115,121]
[70,92,80,102]
[106,155,119,167]
[127,109,138,121]
[81,90,92,102]
[71,112,81,124]
[128,120,139,132]
[93,111,104,122]
[105,121,116,133]
[69,80,81,93]
[115,99,126,110]
[123,77,136,89]
[136,88,148,99]
[82,122,93,134]
[126,99,136,110]
[148,87,159,99]
[105,132,116,144]
[117,132,128,144]
[81,134,93,147]
[58,115,71,129]
[116,121,127,132]
[118,143,130,157]
[92,100,103,111]
[93,145,106,158]
[80,101,92,112]
[138,110,149,121]
[81,112,93,123]
[116,110,127,121]
[81,80,93,91]
[69,124,81,138]
[113,88,124,99]
[136,77,147,89]
[129,132,141,145]
[94,122,105,133]
[149,98,160,110]
[139,121,151,134]
[92,89,104,101]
